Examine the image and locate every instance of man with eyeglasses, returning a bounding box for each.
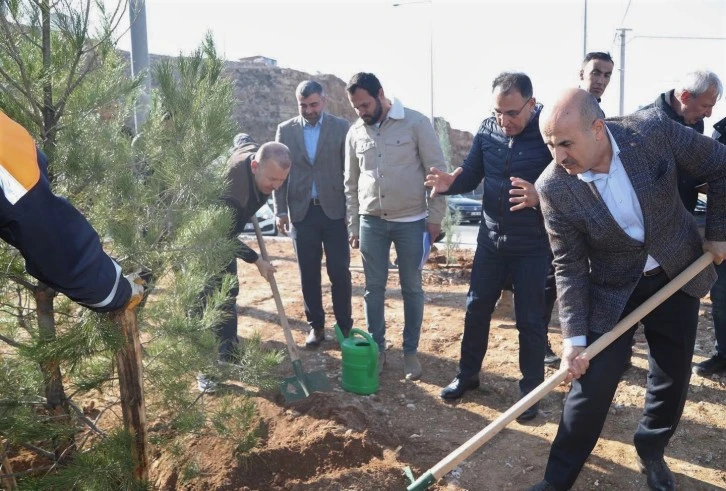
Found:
[426,72,552,422]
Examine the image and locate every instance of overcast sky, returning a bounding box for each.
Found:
[112,0,726,133]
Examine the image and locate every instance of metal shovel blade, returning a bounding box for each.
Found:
[280,360,332,403]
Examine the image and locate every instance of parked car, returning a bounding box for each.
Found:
[447,194,482,224]
[242,198,277,236]
[694,197,706,227]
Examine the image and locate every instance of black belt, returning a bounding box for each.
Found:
[643,266,664,277]
[311,198,321,206]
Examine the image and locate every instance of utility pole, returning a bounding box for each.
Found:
[429,16,434,124]
[617,28,631,116]
[392,1,434,124]
[583,0,588,58]
[129,0,150,132]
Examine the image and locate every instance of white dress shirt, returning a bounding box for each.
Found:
[565,126,660,347]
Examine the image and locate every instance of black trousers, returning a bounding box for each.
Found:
[290,203,352,331]
[211,257,240,362]
[459,239,550,394]
[501,255,557,335]
[543,271,700,490]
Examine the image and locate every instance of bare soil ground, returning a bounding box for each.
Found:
[154,238,726,491]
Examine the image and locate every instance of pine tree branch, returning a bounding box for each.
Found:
[7,275,37,292]
[2,1,42,52]
[0,397,45,406]
[0,10,44,122]
[0,465,55,479]
[18,442,55,461]
[66,400,107,438]
[0,65,42,123]
[0,333,24,350]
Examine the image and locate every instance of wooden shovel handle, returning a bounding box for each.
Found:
[425,252,715,482]
[250,216,300,363]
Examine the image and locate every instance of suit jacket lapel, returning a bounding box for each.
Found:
[569,169,643,247]
[294,117,310,165]
[618,142,654,248]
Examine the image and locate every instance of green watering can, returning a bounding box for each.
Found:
[335,325,379,395]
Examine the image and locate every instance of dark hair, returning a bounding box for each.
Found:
[579,91,606,129]
[296,80,324,99]
[346,72,382,98]
[492,72,533,99]
[582,51,614,67]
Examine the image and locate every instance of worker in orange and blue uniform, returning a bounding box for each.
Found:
[0,111,142,310]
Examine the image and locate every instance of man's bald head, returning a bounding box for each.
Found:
[256,141,292,171]
[540,88,604,136]
[539,88,611,175]
[251,142,291,194]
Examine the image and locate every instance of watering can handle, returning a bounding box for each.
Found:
[349,328,380,378]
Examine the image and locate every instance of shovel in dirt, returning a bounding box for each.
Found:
[250,216,332,402]
[405,252,715,491]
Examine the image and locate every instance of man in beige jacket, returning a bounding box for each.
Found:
[344,72,446,381]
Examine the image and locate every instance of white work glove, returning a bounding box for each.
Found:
[123,272,146,310]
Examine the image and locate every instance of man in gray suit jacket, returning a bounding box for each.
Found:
[528,89,726,491]
[274,80,353,347]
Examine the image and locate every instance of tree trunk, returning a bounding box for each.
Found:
[40,0,57,170]
[111,308,149,485]
[35,282,75,462]
[35,284,66,411]
[0,440,17,491]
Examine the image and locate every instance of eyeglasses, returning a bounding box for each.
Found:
[492,97,532,120]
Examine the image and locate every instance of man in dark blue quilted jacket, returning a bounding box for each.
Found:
[426,72,552,421]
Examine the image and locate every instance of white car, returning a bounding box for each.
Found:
[242,199,277,236]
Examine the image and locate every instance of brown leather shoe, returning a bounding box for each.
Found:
[305,328,325,348]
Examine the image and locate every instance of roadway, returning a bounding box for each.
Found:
[437,222,479,251]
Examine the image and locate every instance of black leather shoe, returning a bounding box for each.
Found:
[527,480,558,491]
[637,456,676,491]
[516,401,540,422]
[440,376,479,400]
[693,354,726,377]
[305,328,325,348]
[544,339,561,366]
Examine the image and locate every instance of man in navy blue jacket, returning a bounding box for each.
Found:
[0,111,139,311]
[426,72,552,421]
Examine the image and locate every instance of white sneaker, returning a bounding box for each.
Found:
[196,373,218,393]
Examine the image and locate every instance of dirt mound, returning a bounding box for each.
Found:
[153,393,414,491]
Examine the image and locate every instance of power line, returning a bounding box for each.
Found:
[611,0,635,50]
[618,0,634,28]
[633,35,726,41]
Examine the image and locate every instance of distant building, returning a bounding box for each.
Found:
[238,56,277,67]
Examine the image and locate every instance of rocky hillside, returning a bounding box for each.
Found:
[145,54,473,169]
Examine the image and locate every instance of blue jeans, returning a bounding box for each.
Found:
[459,238,549,394]
[359,215,425,354]
[711,261,726,357]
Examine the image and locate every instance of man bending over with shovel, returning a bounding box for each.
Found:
[197,138,291,392]
[528,88,726,491]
